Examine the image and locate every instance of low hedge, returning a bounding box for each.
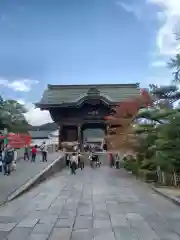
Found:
[124,160,139,175]
[140,160,156,171]
[138,169,158,182]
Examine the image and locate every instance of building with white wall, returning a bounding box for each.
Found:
[29,130,53,146]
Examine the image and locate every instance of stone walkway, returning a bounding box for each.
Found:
[0,166,180,239]
[152,186,180,206]
[0,152,61,206]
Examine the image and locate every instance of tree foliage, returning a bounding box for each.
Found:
[108,34,180,184]
[168,54,180,83]
[106,82,180,185]
[131,84,180,184]
[0,96,29,133]
[105,89,153,153]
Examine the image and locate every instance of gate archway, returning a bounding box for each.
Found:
[81,122,106,146]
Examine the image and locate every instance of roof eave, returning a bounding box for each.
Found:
[35,102,118,110]
[48,83,140,90]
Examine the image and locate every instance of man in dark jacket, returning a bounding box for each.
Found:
[3,145,14,175]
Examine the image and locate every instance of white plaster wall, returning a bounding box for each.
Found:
[31,138,51,146]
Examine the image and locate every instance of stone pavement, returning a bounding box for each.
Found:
[152,186,180,206]
[1,167,180,239]
[0,152,62,206]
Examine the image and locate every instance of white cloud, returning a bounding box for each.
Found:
[150,60,167,67]
[17,99,53,126]
[0,78,39,92]
[116,2,142,19]
[147,0,180,56]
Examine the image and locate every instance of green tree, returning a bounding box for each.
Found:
[168,54,180,83]
[0,97,29,132]
[131,84,180,180]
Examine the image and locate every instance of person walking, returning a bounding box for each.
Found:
[77,151,81,168]
[109,152,115,168]
[65,153,70,168]
[115,153,120,169]
[40,142,48,162]
[24,145,30,161]
[70,153,78,175]
[31,145,37,162]
[3,145,14,175]
[0,145,3,173]
[102,140,107,152]
[74,144,78,152]
[92,152,98,168]
[78,152,84,170]
[89,152,93,168]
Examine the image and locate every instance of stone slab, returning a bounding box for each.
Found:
[0,152,64,206]
[152,186,180,207]
[0,162,180,240]
[7,152,65,202]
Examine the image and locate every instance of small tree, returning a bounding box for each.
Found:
[0,96,29,132]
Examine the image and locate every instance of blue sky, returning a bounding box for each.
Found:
[0,0,179,124]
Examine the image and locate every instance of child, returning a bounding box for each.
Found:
[11,148,17,171]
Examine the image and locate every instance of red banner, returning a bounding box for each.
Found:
[0,134,31,148]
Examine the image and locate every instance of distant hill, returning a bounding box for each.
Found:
[29,122,58,131]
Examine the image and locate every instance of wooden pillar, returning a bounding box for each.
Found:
[77,124,82,150]
[58,125,63,150]
[105,124,109,151]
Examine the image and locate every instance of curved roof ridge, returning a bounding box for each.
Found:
[48,83,139,89]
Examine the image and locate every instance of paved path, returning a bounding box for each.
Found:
[0,167,180,239]
[0,152,62,206]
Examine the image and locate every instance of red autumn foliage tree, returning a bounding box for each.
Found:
[105,89,152,153]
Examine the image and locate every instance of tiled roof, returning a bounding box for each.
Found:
[28,131,51,139]
[36,83,140,107]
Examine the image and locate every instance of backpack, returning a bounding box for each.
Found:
[40,144,45,151]
[5,150,14,164]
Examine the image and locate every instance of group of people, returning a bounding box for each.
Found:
[65,151,84,175]
[109,152,120,169]
[0,145,17,175]
[83,141,107,153]
[64,143,102,174]
[24,142,48,162]
[89,152,101,168]
[0,141,49,176]
[63,141,121,175]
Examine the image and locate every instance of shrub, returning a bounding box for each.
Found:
[138,169,158,182]
[124,159,139,175]
[140,160,156,171]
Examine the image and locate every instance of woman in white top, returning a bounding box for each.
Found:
[70,153,78,175]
